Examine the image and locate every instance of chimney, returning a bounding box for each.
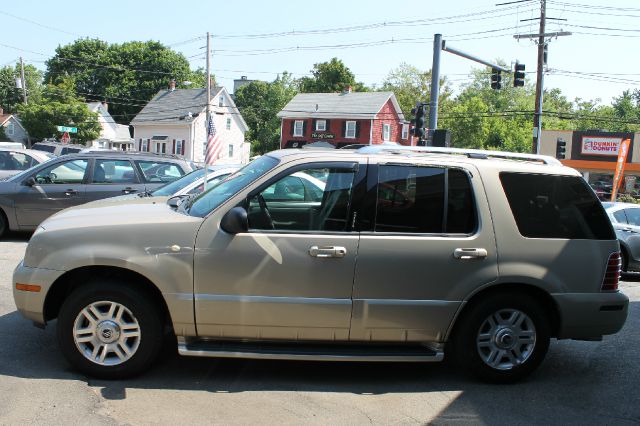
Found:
[169,79,176,91]
[101,100,108,112]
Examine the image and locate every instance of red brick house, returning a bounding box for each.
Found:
[277,89,412,149]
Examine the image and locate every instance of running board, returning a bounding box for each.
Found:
[177,338,444,362]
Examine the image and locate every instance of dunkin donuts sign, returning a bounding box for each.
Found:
[581,136,623,156]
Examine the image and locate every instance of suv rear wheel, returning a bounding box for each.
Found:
[452,292,550,383]
[57,280,164,379]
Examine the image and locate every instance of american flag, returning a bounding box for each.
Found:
[205,114,222,165]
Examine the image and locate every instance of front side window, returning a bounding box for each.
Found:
[612,210,627,224]
[35,159,89,184]
[248,166,354,232]
[374,165,476,234]
[625,208,640,226]
[93,159,137,184]
[136,160,185,183]
[382,124,391,141]
[316,120,326,131]
[345,121,356,138]
[500,173,614,240]
[293,120,304,137]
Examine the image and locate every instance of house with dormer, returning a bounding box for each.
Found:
[131,82,250,164]
[276,88,411,149]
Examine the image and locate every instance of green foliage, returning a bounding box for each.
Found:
[299,58,368,93]
[44,38,193,124]
[0,63,43,113]
[380,62,452,119]
[235,73,298,155]
[616,193,640,204]
[18,77,101,144]
[0,126,7,140]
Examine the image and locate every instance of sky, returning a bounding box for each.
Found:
[1,0,639,105]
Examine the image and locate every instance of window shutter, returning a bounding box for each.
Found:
[290,121,294,136]
[313,119,317,131]
[381,124,385,140]
[326,119,331,131]
[342,121,346,137]
[302,121,307,136]
[182,141,186,155]
[138,138,142,151]
[172,139,176,154]
[355,122,360,138]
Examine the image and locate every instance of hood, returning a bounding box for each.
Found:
[40,198,198,232]
[83,194,170,207]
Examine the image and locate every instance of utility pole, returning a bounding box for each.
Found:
[428,33,443,143]
[19,57,27,105]
[204,32,211,189]
[513,0,570,154]
[533,0,546,154]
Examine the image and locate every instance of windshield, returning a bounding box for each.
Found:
[152,168,206,196]
[7,156,59,182]
[189,155,279,217]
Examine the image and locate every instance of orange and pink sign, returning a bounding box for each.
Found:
[581,136,624,156]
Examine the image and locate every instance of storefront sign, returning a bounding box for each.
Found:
[311,132,335,140]
[581,136,623,156]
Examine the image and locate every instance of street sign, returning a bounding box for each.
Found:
[57,126,77,133]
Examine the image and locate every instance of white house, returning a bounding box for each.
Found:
[0,107,28,146]
[87,102,134,151]
[131,84,250,165]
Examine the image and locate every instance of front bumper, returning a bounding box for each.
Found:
[12,260,65,326]
[552,291,629,339]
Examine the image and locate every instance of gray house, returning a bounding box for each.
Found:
[0,107,28,146]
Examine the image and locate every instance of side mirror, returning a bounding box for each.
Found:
[25,177,37,186]
[220,207,248,234]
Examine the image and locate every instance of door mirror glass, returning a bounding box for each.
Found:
[221,207,248,234]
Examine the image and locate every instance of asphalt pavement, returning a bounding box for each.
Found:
[0,232,638,425]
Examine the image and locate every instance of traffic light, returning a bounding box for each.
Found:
[556,137,566,159]
[491,69,502,90]
[411,103,426,139]
[513,62,525,87]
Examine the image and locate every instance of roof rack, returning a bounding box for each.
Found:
[357,145,562,166]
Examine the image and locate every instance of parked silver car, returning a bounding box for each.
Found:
[0,149,53,179]
[13,146,628,383]
[602,201,640,272]
[0,151,194,237]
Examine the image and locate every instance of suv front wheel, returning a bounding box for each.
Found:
[452,292,550,383]
[57,280,164,379]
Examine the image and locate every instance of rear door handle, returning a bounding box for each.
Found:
[64,189,78,196]
[309,246,347,258]
[453,248,488,260]
[122,187,138,194]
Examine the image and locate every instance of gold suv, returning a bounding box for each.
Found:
[13,146,629,383]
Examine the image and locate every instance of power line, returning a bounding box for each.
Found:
[0,10,84,37]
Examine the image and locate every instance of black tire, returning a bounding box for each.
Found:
[451,292,550,383]
[57,280,164,379]
[0,210,7,238]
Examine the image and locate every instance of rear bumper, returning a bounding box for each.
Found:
[552,291,629,339]
[12,260,65,326]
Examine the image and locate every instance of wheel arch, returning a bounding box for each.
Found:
[44,265,172,328]
[447,282,561,340]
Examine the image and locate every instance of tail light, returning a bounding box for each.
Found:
[601,252,621,291]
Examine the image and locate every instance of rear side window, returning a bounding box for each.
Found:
[374,165,476,234]
[500,173,614,240]
[32,144,56,153]
[136,160,185,183]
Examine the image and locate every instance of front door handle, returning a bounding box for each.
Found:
[122,187,138,194]
[309,246,347,258]
[453,248,488,260]
[64,189,78,196]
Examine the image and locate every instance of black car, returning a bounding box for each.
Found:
[0,151,195,237]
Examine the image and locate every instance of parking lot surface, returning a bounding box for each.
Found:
[0,234,638,425]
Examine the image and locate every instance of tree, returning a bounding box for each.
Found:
[18,77,101,144]
[380,62,453,119]
[0,62,43,113]
[45,39,194,124]
[235,73,298,154]
[299,58,368,93]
